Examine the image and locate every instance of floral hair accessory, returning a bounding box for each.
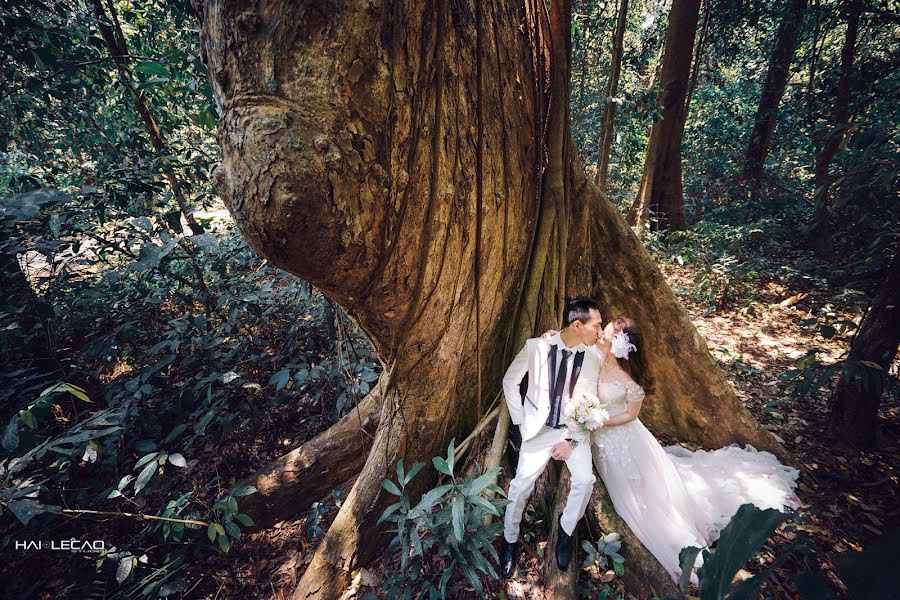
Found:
[610,331,636,360]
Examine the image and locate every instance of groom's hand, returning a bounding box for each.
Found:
[550,441,573,461]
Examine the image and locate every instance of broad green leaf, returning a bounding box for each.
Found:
[466,493,501,517]
[63,383,91,402]
[451,493,465,542]
[3,414,19,452]
[134,61,169,77]
[678,546,702,592]
[236,513,255,527]
[20,410,36,429]
[232,484,258,497]
[218,533,230,553]
[225,521,241,539]
[268,368,291,391]
[377,502,402,525]
[404,462,426,486]
[134,452,160,470]
[207,523,217,542]
[464,467,501,496]
[167,453,187,467]
[447,438,456,474]
[409,484,454,517]
[116,557,134,583]
[432,457,452,476]
[395,459,405,486]
[381,479,402,496]
[134,460,157,495]
[697,504,789,599]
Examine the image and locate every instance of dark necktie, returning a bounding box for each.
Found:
[547,347,571,428]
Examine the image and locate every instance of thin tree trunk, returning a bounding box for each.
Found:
[684,0,712,115]
[813,0,861,260]
[738,0,809,190]
[195,1,788,597]
[628,0,701,230]
[595,0,629,190]
[830,252,899,449]
[573,0,590,133]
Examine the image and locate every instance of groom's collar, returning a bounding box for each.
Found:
[549,332,588,353]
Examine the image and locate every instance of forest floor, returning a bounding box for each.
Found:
[5,219,898,600]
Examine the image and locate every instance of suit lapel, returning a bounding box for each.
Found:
[547,344,558,407]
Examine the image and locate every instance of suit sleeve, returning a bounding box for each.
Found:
[502,343,529,426]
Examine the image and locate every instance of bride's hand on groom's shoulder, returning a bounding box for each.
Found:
[540,329,559,340]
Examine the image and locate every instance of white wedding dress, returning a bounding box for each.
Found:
[590,379,801,582]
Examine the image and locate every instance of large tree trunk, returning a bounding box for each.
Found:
[235,390,380,528]
[813,0,861,260]
[195,0,786,597]
[738,0,808,190]
[595,0,629,191]
[830,251,900,449]
[627,0,700,231]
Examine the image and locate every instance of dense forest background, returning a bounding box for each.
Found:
[1,0,897,598]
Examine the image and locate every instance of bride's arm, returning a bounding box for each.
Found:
[601,382,645,427]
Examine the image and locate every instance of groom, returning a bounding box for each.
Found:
[499,297,603,577]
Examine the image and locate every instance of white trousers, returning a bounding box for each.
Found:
[503,426,596,543]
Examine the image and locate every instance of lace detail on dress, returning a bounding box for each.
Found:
[624,381,645,403]
[593,422,643,484]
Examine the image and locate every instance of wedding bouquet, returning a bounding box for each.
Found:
[564,392,610,434]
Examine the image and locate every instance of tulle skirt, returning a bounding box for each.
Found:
[592,419,800,581]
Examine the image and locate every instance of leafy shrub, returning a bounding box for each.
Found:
[371,440,509,599]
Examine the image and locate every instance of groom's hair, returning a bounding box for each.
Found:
[561,296,601,327]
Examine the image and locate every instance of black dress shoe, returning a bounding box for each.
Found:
[500,539,519,579]
[555,515,573,571]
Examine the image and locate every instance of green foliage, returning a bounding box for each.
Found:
[374,441,508,599]
[582,532,626,576]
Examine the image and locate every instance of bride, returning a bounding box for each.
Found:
[576,317,801,582]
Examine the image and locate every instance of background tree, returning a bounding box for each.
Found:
[737,0,809,192]
[627,0,702,230]
[595,0,630,191]
[812,0,862,259]
[830,251,900,449]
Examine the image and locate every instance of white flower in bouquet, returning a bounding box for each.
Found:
[565,391,610,434]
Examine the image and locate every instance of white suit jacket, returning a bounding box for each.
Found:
[502,335,602,441]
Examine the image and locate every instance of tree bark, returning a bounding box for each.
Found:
[813,0,861,260]
[738,0,809,190]
[627,0,701,231]
[195,1,787,597]
[830,251,900,449]
[595,0,629,190]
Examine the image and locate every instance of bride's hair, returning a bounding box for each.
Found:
[612,317,651,393]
